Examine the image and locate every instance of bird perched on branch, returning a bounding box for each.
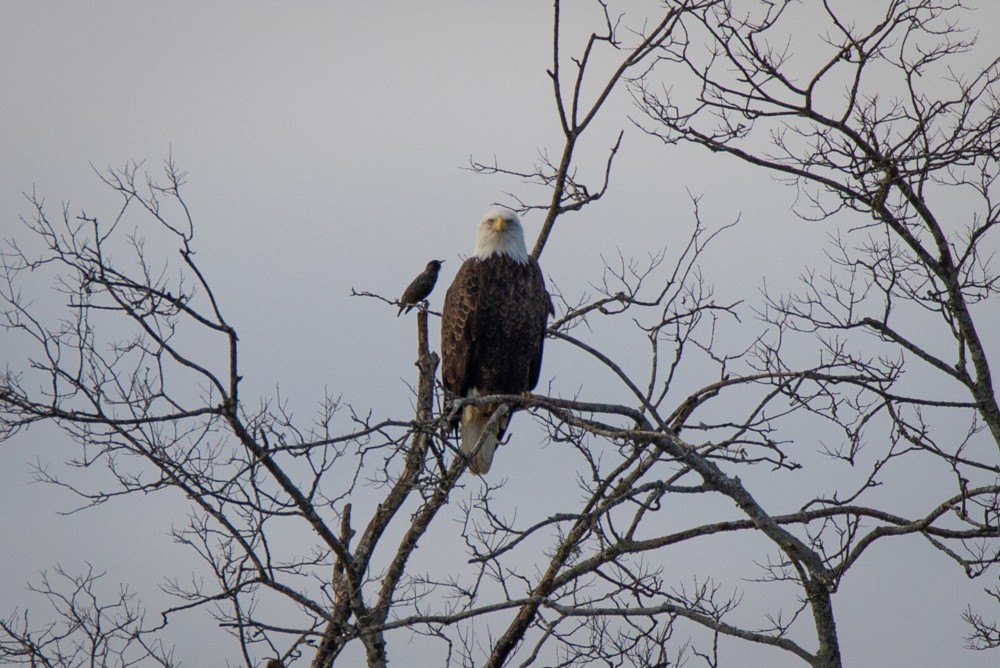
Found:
[441,208,553,474]
[397,259,443,315]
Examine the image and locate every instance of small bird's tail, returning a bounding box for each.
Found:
[460,402,506,475]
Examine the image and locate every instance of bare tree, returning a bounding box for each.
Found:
[630,0,1000,659]
[2,1,999,667]
[0,565,173,667]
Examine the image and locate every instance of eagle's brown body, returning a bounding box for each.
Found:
[441,210,552,474]
[442,255,551,396]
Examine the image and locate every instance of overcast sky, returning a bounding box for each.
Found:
[3,2,999,667]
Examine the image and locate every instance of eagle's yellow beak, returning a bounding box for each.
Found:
[493,217,507,232]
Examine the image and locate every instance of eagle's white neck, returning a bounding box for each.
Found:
[474,234,529,263]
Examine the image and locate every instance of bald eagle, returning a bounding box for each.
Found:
[441,209,553,474]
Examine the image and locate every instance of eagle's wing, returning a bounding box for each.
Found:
[441,259,480,396]
[526,257,554,391]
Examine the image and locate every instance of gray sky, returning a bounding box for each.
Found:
[2,2,999,667]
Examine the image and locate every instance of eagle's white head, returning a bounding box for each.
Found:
[474,208,529,264]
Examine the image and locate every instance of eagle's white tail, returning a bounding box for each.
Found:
[460,403,500,475]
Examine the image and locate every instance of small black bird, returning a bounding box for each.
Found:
[398,259,444,315]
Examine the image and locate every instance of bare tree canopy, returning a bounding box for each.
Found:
[2,1,999,667]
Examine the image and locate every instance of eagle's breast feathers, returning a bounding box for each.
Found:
[441,255,552,398]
